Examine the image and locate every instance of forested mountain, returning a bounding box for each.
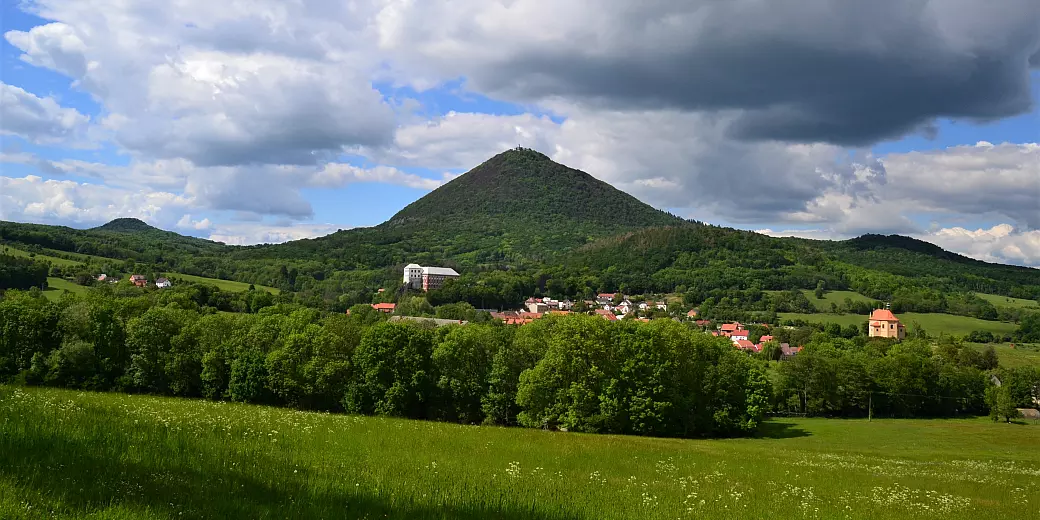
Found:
[1,148,1038,310]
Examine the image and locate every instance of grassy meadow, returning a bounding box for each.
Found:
[168,273,280,294]
[2,245,85,267]
[803,290,876,311]
[2,386,1038,520]
[778,312,1018,337]
[977,293,1040,310]
[966,342,1040,369]
[42,277,89,301]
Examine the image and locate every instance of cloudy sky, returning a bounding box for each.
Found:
[2,0,1039,265]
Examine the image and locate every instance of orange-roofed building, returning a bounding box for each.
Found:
[595,309,618,321]
[868,309,905,339]
[720,322,743,332]
[759,335,774,343]
[372,303,396,313]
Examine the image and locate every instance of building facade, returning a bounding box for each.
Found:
[868,309,906,339]
[403,264,460,291]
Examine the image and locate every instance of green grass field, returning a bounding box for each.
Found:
[803,290,875,311]
[2,387,1037,520]
[42,277,89,301]
[779,312,1018,337]
[977,293,1039,310]
[2,245,84,267]
[169,273,280,294]
[966,342,1040,369]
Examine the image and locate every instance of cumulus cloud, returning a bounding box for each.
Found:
[0,82,90,145]
[5,2,395,166]
[206,222,346,246]
[925,224,1040,266]
[376,0,1040,145]
[0,175,192,227]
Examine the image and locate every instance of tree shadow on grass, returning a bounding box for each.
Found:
[754,420,812,439]
[0,428,582,520]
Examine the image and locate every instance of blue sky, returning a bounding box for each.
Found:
[2,0,1039,264]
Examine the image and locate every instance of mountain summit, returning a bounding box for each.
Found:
[93,218,161,233]
[386,148,682,231]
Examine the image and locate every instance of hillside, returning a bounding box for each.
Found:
[2,148,1039,310]
[387,148,682,231]
[247,148,688,268]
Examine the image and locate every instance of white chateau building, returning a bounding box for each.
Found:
[404,264,460,291]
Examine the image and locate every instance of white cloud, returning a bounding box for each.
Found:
[925,224,1040,267]
[206,222,346,245]
[0,82,90,145]
[0,175,192,227]
[5,2,395,166]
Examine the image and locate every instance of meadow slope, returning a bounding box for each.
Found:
[2,387,1037,520]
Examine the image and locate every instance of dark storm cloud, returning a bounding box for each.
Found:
[405,0,1040,145]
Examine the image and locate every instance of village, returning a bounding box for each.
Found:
[353,264,919,360]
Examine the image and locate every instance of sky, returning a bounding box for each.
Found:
[1,0,1039,266]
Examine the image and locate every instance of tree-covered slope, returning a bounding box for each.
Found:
[387,148,682,230]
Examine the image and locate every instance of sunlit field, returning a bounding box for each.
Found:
[2,386,1038,520]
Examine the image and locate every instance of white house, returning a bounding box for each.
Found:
[403,264,460,291]
[729,330,750,343]
[155,277,172,289]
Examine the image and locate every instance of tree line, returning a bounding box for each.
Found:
[0,289,767,438]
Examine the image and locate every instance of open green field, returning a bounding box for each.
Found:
[2,245,84,267]
[2,387,1037,520]
[42,277,89,301]
[967,342,1040,369]
[977,293,1039,310]
[779,312,1018,337]
[803,290,875,311]
[170,273,280,294]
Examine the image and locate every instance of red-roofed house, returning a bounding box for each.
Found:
[130,274,147,287]
[595,309,618,321]
[695,319,712,327]
[720,322,743,333]
[869,309,905,339]
[759,335,774,343]
[729,329,750,342]
[686,309,700,318]
[372,303,396,313]
[735,339,758,352]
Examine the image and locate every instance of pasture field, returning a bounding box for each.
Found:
[169,273,280,294]
[42,277,89,301]
[803,290,876,312]
[2,245,83,267]
[778,312,1018,337]
[2,386,1038,520]
[977,293,1039,310]
[966,342,1040,369]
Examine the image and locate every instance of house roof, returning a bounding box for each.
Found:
[730,330,749,337]
[687,309,699,316]
[405,263,421,269]
[759,335,774,342]
[735,339,757,350]
[423,266,459,276]
[156,278,169,283]
[597,293,615,298]
[720,323,742,332]
[595,309,618,321]
[869,309,900,321]
[372,303,396,311]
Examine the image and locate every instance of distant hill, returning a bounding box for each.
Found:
[1,149,1038,307]
[255,148,688,267]
[387,148,682,231]
[93,218,161,234]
